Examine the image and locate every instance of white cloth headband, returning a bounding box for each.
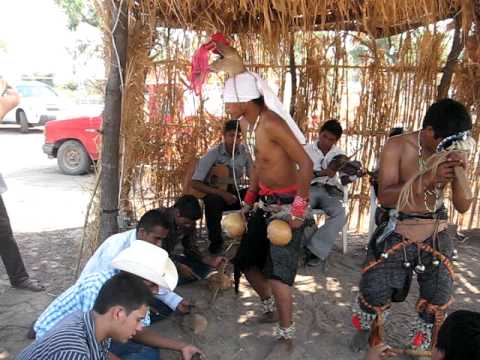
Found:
[223,71,306,145]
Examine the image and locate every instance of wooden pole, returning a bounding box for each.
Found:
[437,15,464,99]
[99,0,128,242]
[289,33,297,119]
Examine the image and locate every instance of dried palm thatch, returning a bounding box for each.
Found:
[81,0,480,259]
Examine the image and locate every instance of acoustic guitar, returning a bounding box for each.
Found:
[184,164,233,199]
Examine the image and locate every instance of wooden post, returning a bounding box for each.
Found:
[99,0,128,242]
[437,16,464,99]
[289,33,297,118]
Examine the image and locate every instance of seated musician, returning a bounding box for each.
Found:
[303,119,363,271]
[191,120,253,254]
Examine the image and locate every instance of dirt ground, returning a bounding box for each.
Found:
[1,229,479,360]
[1,129,479,359]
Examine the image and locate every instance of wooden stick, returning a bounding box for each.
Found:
[210,260,228,304]
[390,348,432,357]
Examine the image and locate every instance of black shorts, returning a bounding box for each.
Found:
[233,208,308,286]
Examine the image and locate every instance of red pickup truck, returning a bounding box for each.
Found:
[43,116,102,175]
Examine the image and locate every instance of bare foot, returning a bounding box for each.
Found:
[350,330,370,352]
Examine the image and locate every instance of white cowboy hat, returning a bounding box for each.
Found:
[111,240,178,291]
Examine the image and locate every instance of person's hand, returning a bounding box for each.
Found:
[220,191,238,205]
[289,216,304,229]
[447,151,467,169]
[363,343,395,360]
[176,299,192,314]
[181,344,206,360]
[203,255,228,268]
[240,203,252,216]
[177,263,196,280]
[314,168,336,178]
[434,159,463,184]
[324,167,337,177]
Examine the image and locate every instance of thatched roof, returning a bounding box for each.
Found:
[149,0,468,38]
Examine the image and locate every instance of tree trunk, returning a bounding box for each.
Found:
[437,16,464,100]
[99,0,128,242]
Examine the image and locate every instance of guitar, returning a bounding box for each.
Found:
[184,164,234,199]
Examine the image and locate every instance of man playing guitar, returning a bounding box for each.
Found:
[191,120,252,254]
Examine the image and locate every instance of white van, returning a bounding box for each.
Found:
[2,81,63,133]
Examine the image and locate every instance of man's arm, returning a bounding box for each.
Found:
[156,288,183,310]
[133,328,204,359]
[191,148,237,203]
[378,137,467,211]
[449,152,472,213]
[265,114,313,200]
[377,138,404,207]
[133,328,187,349]
[181,230,204,262]
[247,163,259,192]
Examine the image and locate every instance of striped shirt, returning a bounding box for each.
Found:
[34,270,151,339]
[17,310,109,360]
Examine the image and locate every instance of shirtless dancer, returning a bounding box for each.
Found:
[351,99,473,356]
[222,71,313,348]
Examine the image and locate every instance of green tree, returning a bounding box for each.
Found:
[54,0,99,30]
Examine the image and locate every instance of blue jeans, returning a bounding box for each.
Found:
[110,340,160,360]
[306,184,346,260]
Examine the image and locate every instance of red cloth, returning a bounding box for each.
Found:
[190,33,229,95]
[291,195,308,217]
[244,190,258,206]
[258,182,298,196]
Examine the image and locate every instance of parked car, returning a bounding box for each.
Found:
[43,115,102,175]
[2,81,64,133]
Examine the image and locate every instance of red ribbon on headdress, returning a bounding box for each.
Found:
[190,33,229,95]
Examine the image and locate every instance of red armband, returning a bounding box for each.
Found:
[291,195,308,218]
[244,190,258,206]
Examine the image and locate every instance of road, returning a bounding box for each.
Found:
[0,126,94,232]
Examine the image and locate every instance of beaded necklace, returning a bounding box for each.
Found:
[245,113,261,161]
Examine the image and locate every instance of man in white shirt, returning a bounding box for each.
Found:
[79,209,191,320]
[0,172,44,291]
[303,119,347,271]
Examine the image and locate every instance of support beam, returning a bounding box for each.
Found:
[99,0,128,242]
[437,16,464,99]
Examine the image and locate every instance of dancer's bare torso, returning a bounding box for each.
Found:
[378,132,458,214]
[242,110,300,190]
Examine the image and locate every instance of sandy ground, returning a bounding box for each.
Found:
[1,129,479,359]
[0,126,94,232]
[2,230,479,360]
